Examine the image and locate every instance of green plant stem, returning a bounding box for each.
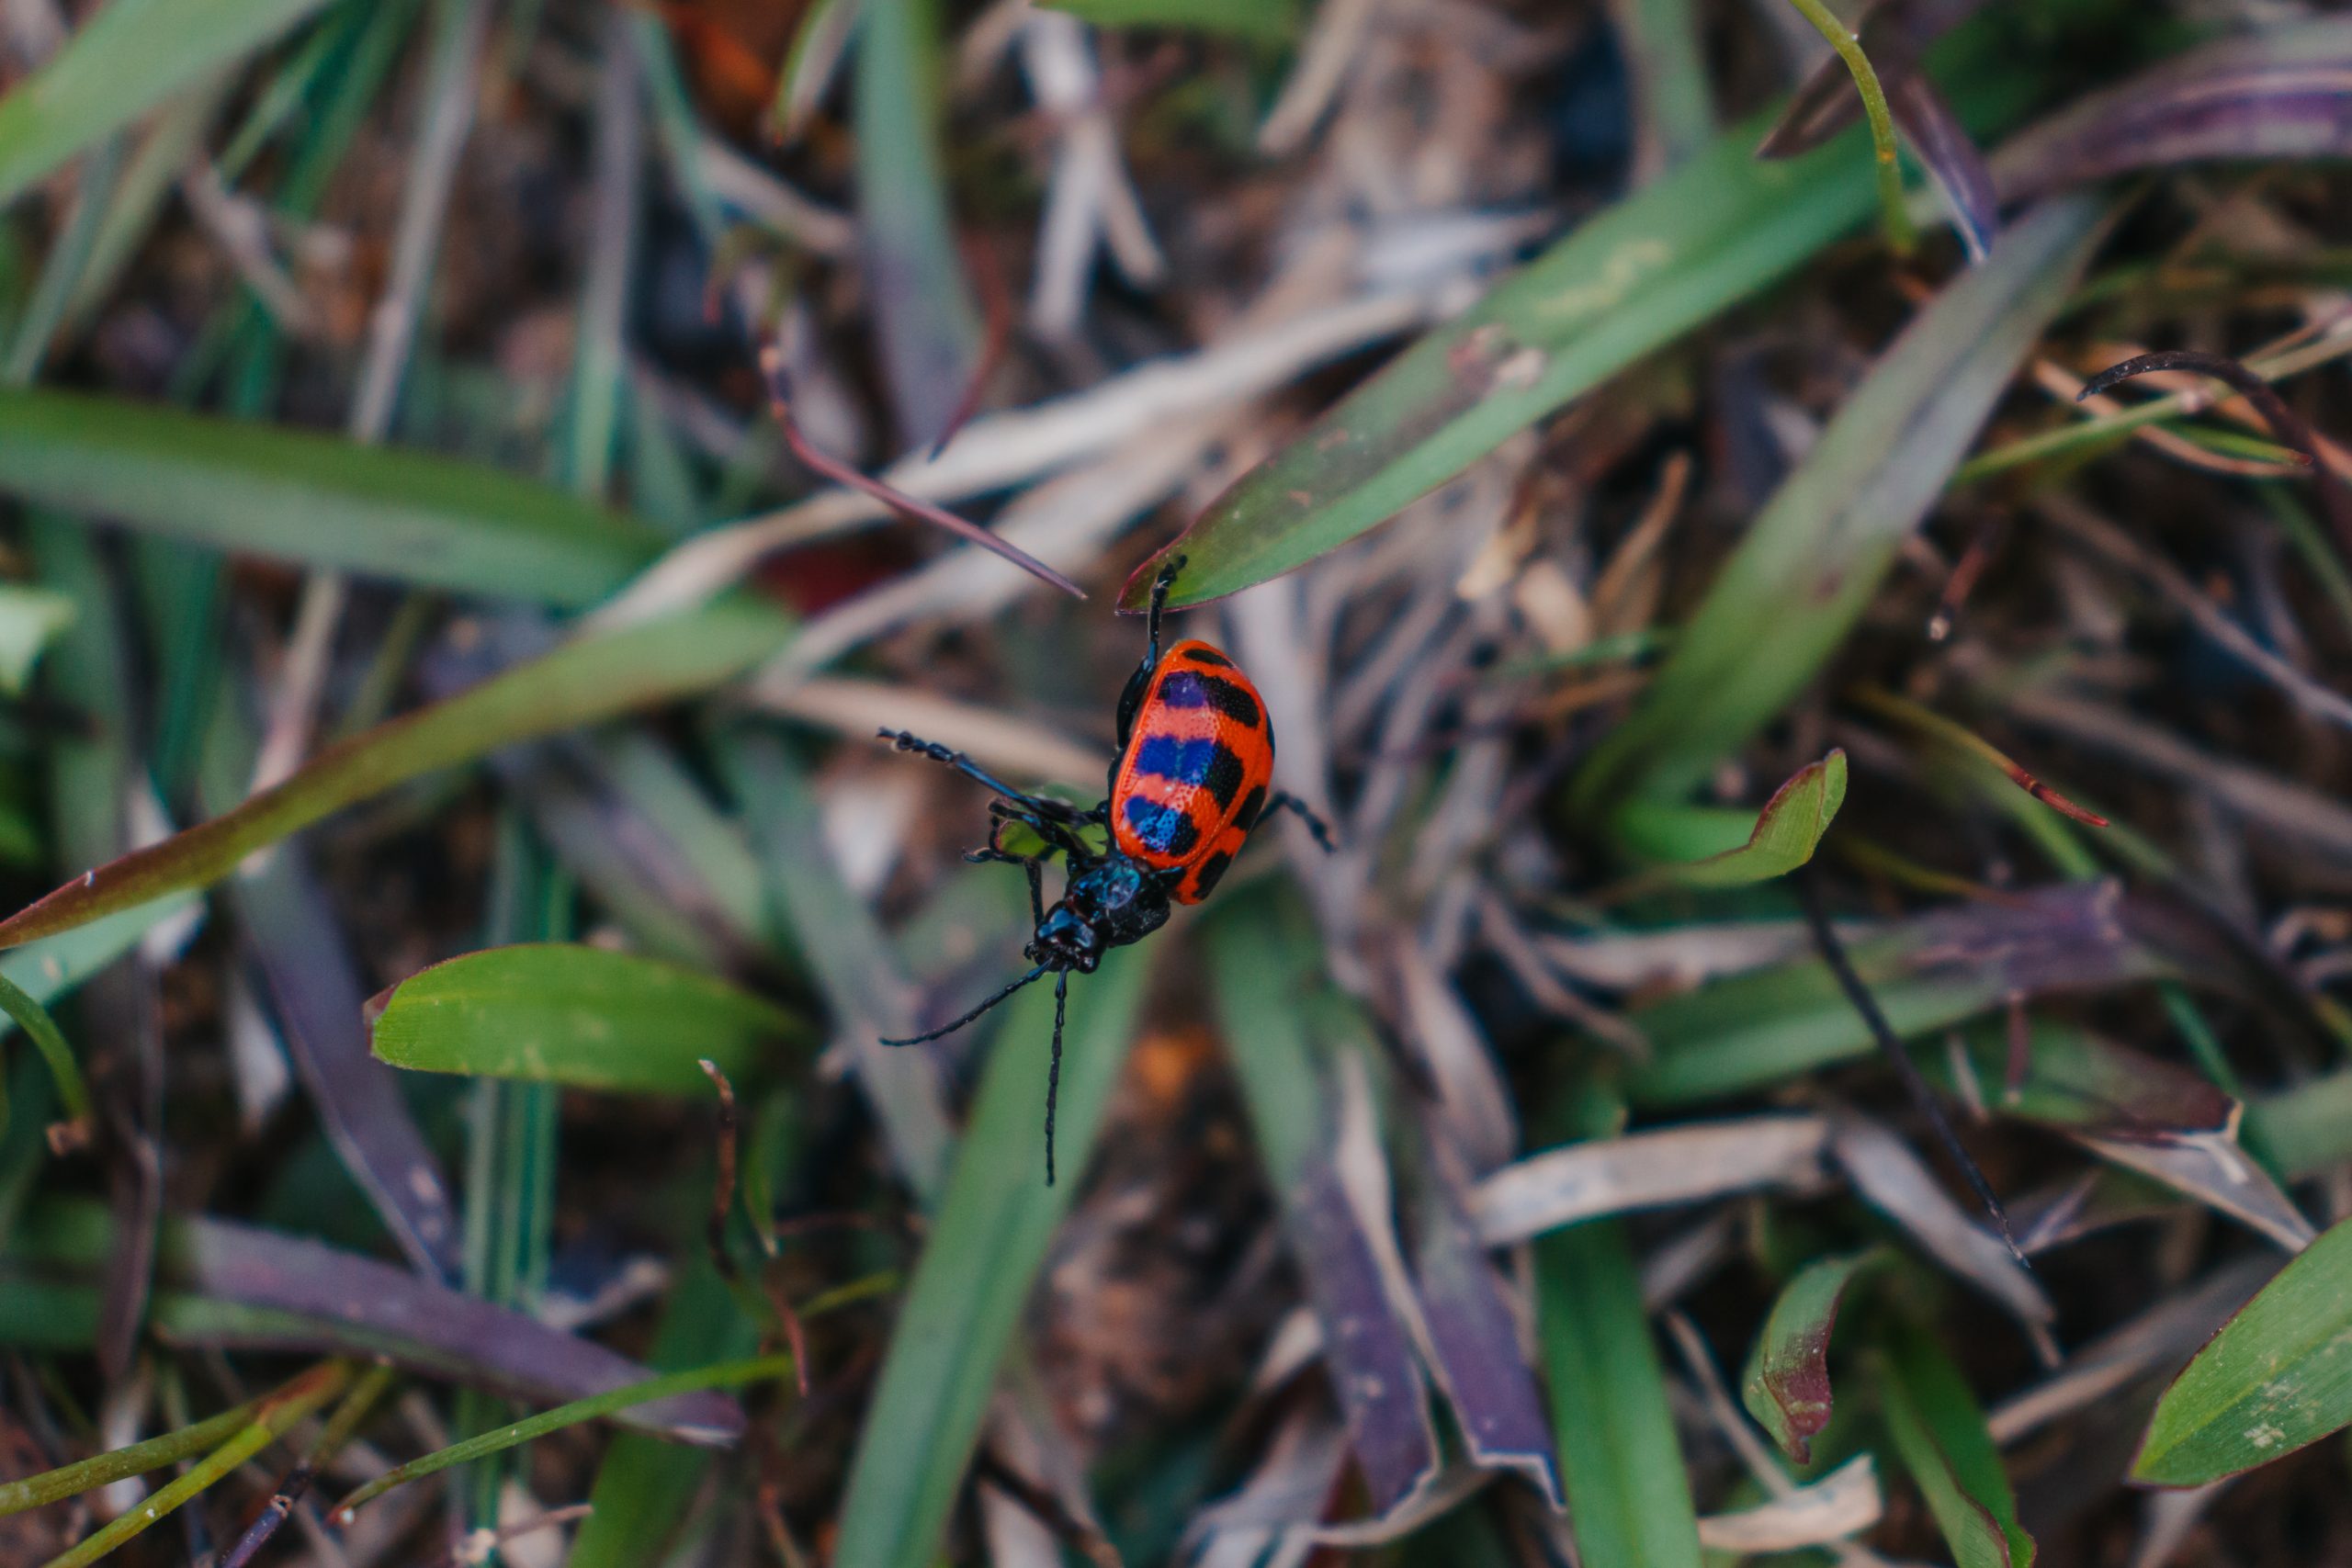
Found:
[0,972,91,1128]
[1781,0,1914,253]
[37,1361,354,1568]
[333,1353,801,1518]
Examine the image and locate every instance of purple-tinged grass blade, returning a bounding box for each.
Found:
[1209,890,1438,1517]
[1890,72,1999,262]
[1407,1124,1564,1510]
[2,1199,743,1444]
[1740,1249,1882,1464]
[1930,1020,2313,1253]
[1625,882,2174,1107]
[1288,1157,1439,1515]
[1993,18,2352,204]
[232,850,464,1281]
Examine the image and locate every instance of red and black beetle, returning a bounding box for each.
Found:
[876,557,1332,1183]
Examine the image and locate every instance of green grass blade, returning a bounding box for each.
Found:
[2132,1213,2352,1485]
[333,1351,799,1519]
[1537,1216,1702,1568]
[854,0,978,449]
[568,1255,761,1568]
[1881,1323,2034,1567]
[0,388,664,603]
[0,971,89,1128]
[1572,192,2114,811]
[0,1378,281,1515]
[831,949,1149,1568]
[0,0,334,211]
[1117,110,1884,611]
[37,1360,353,1568]
[1041,0,1298,42]
[368,942,808,1094]
[0,583,73,696]
[0,597,793,950]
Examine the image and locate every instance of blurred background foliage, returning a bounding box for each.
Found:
[0,0,2349,1564]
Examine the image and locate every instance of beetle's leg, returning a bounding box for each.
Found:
[978,797,1094,861]
[878,729,1088,821]
[1265,791,1337,852]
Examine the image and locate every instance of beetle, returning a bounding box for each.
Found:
[876,556,1332,1183]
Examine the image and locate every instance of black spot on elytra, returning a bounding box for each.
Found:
[1190,849,1234,898]
[1236,784,1266,832]
[1197,674,1261,728]
[1182,646,1235,668]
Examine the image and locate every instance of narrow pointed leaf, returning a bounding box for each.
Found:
[0,1200,743,1442]
[1539,1216,1703,1568]
[369,943,807,1095]
[1624,884,2170,1106]
[1571,193,2112,808]
[0,0,335,210]
[1881,1325,2034,1567]
[0,389,664,603]
[1994,17,2352,202]
[0,599,793,952]
[2132,1214,2352,1486]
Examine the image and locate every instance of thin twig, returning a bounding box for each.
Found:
[2082,348,2352,561]
[217,1364,396,1568]
[759,347,1086,599]
[1794,866,2029,1267]
[700,1060,812,1396]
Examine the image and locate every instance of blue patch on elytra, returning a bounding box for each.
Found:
[1136,735,1215,785]
[1156,671,1208,708]
[1122,795,1195,854]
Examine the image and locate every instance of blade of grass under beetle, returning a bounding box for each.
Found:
[1623,883,2170,1106]
[0,388,665,604]
[0,0,334,211]
[2132,1213,2352,1486]
[1538,1201,1703,1565]
[0,596,794,951]
[1741,1250,1882,1464]
[369,943,808,1096]
[1570,192,2112,811]
[1880,1322,2035,1567]
[1207,888,1441,1517]
[1,1197,745,1443]
[831,947,1148,1568]
[1993,17,2352,202]
[1117,42,2054,614]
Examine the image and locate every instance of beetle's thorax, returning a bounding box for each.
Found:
[1025,856,1172,973]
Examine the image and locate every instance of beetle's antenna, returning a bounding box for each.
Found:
[1045,971,1069,1187]
[881,965,1047,1047]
